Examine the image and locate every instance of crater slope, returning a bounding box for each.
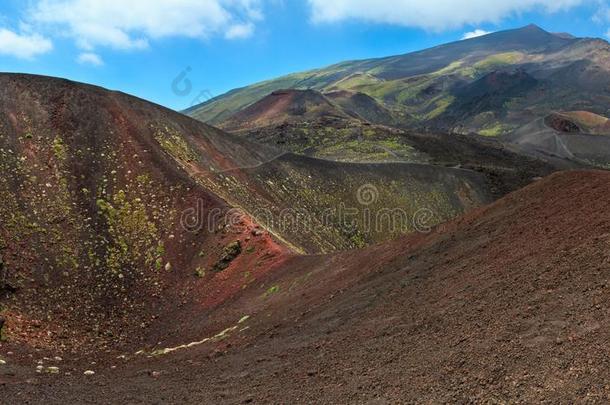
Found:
[4,167,610,403]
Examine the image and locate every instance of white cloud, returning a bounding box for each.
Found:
[29,0,263,51]
[593,3,610,23]
[225,22,255,39]
[307,0,584,31]
[0,28,53,59]
[462,29,492,39]
[77,52,103,66]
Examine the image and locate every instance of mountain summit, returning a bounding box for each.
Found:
[187,24,610,136]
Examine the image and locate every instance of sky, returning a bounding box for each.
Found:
[0,0,610,111]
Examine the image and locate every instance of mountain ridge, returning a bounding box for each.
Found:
[186,24,610,136]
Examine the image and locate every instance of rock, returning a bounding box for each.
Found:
[84,370,95,376]
[213,241,242,272]
[164,262,172,272]
[47,367,60,374]
[0,359,6,365]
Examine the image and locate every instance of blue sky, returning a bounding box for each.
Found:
[0,0,609,110]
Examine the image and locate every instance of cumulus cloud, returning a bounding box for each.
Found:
[307,0,584,30]
[77,52,103,66]
[0,28,53,59]
[462,29,492,39]
[29,0,263,51]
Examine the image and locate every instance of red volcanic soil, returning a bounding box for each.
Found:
[548,111,610,135]
[545,112,581,133]
[4,170,610,403]
[0,73,289,358]
[221,89,352,131]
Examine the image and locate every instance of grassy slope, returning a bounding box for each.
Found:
[187,26,610,136]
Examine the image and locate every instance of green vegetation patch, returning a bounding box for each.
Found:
[96,176,166,274]
[479,122,514,137]
[263,285,280,298]
[474,52,523,71]
[52,136,68,161]
[153,124,199,163]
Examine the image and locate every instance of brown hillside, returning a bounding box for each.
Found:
[4,170,610,403]
[221,89,354,131]
[0,73,290,354]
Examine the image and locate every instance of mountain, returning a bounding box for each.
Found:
[0,73,569,355]
[326,90,397,124]
[0,68,605,401]
[0,73,290,349]
[220,88,396,132]
[186,24,610,136]
[1,73,550,358]
[220,89,354,132]
[219,88,411,162]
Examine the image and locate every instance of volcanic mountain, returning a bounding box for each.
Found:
[0,72,552,361]
[187,24,610,138]
[220,88,396,133]
[220,89,354,132]
[0,73,290,352]
[218,88,411,162]
[0,66,607,401]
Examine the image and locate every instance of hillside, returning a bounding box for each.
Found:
[220,89,354,132]
[217,88,410,163]
[186,24,610,136]
[0,73,290,352]
[0,73,552,359]
[508,112,610,167]
[4,168,610,402]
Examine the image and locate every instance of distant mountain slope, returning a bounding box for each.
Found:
[507,112,610,167]
[219,88,409,163]
[220,88,396,132]
[186,24,610,135]
[325,90,397,125]
[220,89,354,132]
